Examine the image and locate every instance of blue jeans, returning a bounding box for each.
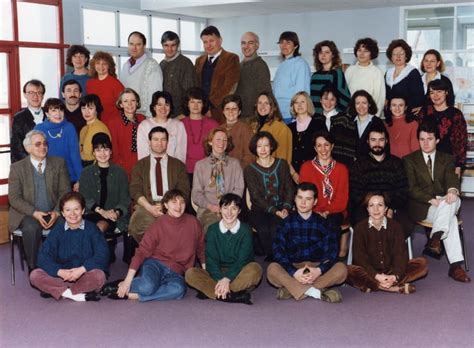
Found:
[130,258,186,302]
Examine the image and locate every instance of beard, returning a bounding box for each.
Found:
[369,146,385,156]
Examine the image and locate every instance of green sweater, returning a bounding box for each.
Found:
[205,221,254,281]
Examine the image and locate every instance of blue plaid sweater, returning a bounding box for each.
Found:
[273,212,339,275]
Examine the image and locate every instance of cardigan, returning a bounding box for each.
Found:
[299,160,348,215]
[385,117,420,158]
[385,66,424,113]
[221,120,255,169]
[86,75,124,127]
[160,54,197,118]
[272,56,311,121]
[288,118,319,172]
[192,156,244,208]
[205,221,254,281]
[352,218,408,279]
[79,163,131,230]
[310,68,351,114]
[235,55,272,119]
[37,219,109,277]
[79,119,111,161]
[244,158,295,214]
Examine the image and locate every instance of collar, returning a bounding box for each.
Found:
[356,114,374,125]
[219,219,240,234]
[368,216,387,230]
[243,53,259,62]
[208,49,223,61]
[422,71,441,92]
[386,65,416,87]
[30,157,47,170]
[355,61,374,69]
[28,106,43,115]
[323,109,338,118]
[422,150,436,162]
[151,153,168,163]
[129,54,147,67]
[164,52,180,62]
[64,219,85,230]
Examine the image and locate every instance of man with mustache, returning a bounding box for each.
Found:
[62,79,85,135]
[350,123,411,236]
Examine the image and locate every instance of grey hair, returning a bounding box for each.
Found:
[23,129,46,148]
[242,31,260,44]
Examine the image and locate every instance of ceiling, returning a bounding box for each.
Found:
[140,0,464,18]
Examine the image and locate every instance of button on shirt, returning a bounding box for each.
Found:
[149,154,169,202]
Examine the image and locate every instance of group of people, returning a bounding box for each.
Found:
[9,25,469,304]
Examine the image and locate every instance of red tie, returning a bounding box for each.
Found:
[129,57,136,67]
[155,157,163,196]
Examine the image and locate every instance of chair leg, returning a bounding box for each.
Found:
[459,224,469,272]
[11,236,15,286]
[347,227,354,265]
[17,237,25,272]
[407,236,413,260]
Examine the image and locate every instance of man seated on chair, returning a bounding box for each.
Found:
[185,193,262,305]
[129,126,189,242]
[267,182,347,303]
[8,130,71,271]
[404,121,470,283]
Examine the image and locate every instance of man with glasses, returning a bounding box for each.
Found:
[11,79,46,162]
[8,130,70,272]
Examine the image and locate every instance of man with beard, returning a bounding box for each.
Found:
[350,123,410,236]
[61,79,85,135]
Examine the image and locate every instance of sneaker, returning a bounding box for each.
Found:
[276,287,292,300]
[320,288,342,303]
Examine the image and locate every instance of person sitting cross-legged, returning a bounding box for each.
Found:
[185,193,262,305]
[266,182,347,303]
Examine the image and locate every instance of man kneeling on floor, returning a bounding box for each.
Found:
[185,193,262,305]
[267,182,347,303]
[104,189,205,301]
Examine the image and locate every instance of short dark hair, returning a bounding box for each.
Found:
[367,122,389,143]
[23,79,45,94]
[80,94,104,117]
[60,192,86,212]
[43,98,65,113]
[427,79,453,107]
[66,45,91,68]
[386,39,412,63]
[61,79,82,93]
[278,31,301,57]
[347,90,378,117]
[92,132,112,150]
[384,95,416,127]
[162,189,186,207]
[128,31,146,46]
[313,40,341,71]
[363,191,389,208]
[148,126,169,141]
[150,91,174,117]
[417,121,440,140]
[353,37,379,60]
[249,131,278,156]
[320,85,339,102]
[200,25,221,38]
[161,31,180,45]
[312,130,335,146]
[221,94,242,111]
[219,193,242,210]
[182,87,209,116]
[297,182,318,198]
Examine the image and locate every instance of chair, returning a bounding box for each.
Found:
[416,219,468,272]
[10,229,50,286]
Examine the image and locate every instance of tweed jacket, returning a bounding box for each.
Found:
[8,156,71,232]
[129,155,190,203]
[403,150,460,222]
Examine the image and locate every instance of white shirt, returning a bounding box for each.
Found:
[30,157,47,173]
[323,109,339,130]
[422,150,436,180]
[29,107,44,125]
[208,49,222,64]
[421,71,442,94]
[219,219,241,234]
[149,154,169,202]
[356,114,374,138]
[368,216,387,231]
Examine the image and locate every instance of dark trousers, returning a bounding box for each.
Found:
[19,216,47,269]
[248,210,282,257]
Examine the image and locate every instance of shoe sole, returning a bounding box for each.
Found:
[320,289,342,303]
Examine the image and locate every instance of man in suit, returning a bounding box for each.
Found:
[9,130,71,270]
[11,79,46,162]
[404,122,469,283]
[129,126,190,242]
[195,25,240,123]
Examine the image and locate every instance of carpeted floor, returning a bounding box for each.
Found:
[1,200,473,348]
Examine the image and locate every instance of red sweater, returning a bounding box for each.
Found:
[386,117,419,158]
[299,160,349,215]
[130,213,205,275]
[86,75,124,128]
[108,113,145,178]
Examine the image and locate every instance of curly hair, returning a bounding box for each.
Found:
[313,40,342,71]
[66,45,91,68]
[386,39,412,63]
[384,95,416,127]
[347,90,378,117]
[182,87,209,116]
[353,37,379,60]
[89,51,117,78]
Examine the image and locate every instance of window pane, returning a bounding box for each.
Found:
[180,21,204,51]
[83,9,116,46]
[0,183,7,196]
[152,53,165,64]
[17,2,58,43]
[457,6,474,50]
[19,48,59,107]
[407,29,440,51]
[0,0,13,40]
[406,7,454,50]
[119,13,148,47]
[0,115,10,147]
[0,53,8,108]
[151,17,178,49]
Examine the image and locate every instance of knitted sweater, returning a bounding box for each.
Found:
[221,120,255,169]
[311,68,351,114]
[205,221,254,281]
[385,116,419,158]
[288,118,319,172]
[86,75,124,127]
[79,119,111,161]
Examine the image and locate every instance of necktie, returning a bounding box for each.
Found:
[427,155,433,181]
[208,56,214,64]
[155,157,163,196]
[37,162,43,175]
[129,57,136,67]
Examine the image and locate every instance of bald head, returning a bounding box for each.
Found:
[241,32,260,58]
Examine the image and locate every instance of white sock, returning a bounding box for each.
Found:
[304,287,321,300]
[61,288,86,302]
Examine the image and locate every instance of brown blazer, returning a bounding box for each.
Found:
[195,49,240,122]
[8,156,71,232]
[130,155,190,203]
[403,150,460,222]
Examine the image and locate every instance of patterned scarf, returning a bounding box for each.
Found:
[121,111,138,153]
[209,154,227,200]
[312,158,335,201]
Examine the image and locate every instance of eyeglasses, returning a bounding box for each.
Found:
[33,141,48,147]
[392,52,406,57]
[26,91,44,97]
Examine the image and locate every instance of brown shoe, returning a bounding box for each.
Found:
[426,237,442,255]
[448,265,471,283]
[276,287,292,300]
[398,283,416,294]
